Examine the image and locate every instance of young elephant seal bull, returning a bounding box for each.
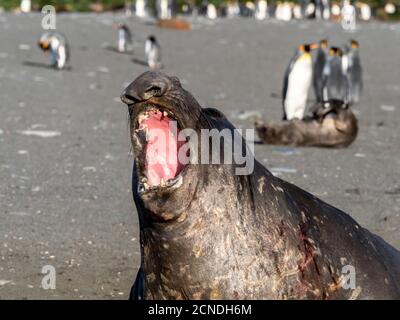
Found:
[120,71,400,300]
[255,100,358,148]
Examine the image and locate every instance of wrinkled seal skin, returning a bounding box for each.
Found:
[121,71,400,300]
[255,100,358,148]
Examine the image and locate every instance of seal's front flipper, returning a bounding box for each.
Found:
[129,267,144,300]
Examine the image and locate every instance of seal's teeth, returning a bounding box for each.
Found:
[160,178,165,186]
[137,113,148,125]
[163,111,168,117]
[143,182,149,189]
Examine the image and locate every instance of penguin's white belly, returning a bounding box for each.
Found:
[49,38,61,67]
[306,3,316,16]
[285,60,312,120]
[136,0,146,17]
[118,39,126,52]
[20,0,31,13]
[360,6,371,21]
[342,5,356,30]
[342,54,349,74]
[293,5,302,19]
[160,0,171,19]
[281,5,292,21]
[147,47,159,69]
[227,4,240,17]
[255,1,268,20]
[207,4,217,19]
[57,46,66,69]
[118,33,126,52]
[322,2,330,20]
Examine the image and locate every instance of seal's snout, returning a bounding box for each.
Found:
[121,71,172,105]
[120,90,138,105]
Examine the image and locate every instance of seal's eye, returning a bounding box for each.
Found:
[145,86,161,96]
[143,82,168,100]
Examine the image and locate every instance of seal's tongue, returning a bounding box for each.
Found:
[140,110,185,187]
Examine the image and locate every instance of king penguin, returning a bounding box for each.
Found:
[38,31,69,70]
[115,24,132,53]
[313,39,329,103]
[145,35,162,70]
[343,39,363,104]
[282,43,317,121]
[325,47,346,101]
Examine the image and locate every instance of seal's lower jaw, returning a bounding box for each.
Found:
[132,105,189,195]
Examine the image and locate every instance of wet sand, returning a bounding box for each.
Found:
[0,13,399,299]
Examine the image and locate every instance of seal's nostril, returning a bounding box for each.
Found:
[121,93,139,105]
[126,94,138,102]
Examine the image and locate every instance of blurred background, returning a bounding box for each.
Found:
[0,0,399,20]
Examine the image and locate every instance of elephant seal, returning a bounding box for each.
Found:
[255,100,358,148]
[157,19,191,30]
[120,71,400,300]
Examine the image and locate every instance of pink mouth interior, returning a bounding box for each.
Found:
[139,110,186,187]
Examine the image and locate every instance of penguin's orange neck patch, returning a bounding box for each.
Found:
[299,53,311,61]
[41,42,50,50]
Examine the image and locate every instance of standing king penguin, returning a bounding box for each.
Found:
[343,39,363,104]
[38,31,69,70]
[145,35,162,70]
[325,47,346,101]
[313,39,329,103]
[282,43,317,120]
[115,24,132,53]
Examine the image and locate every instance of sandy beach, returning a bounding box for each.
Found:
[0,12,399,299]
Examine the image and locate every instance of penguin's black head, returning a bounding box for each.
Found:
[149,35,156,43]
[329,47,343,57]
[350,39,359,49]
[299,43,318,53]
[38,41,50,51]
[38,32,52,51]
[327,99,349,110]
[319,39,328,49]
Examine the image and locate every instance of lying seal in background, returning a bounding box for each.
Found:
[120,71,400,300]
[156,19,191,30]
[255,100,358,148]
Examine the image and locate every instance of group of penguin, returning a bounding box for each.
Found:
[282,39,362,121]
[37,26,361,124]
[114,23,162,69]
[37,25,161,70]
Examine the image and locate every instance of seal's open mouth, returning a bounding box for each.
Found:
[133,106,188,193]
